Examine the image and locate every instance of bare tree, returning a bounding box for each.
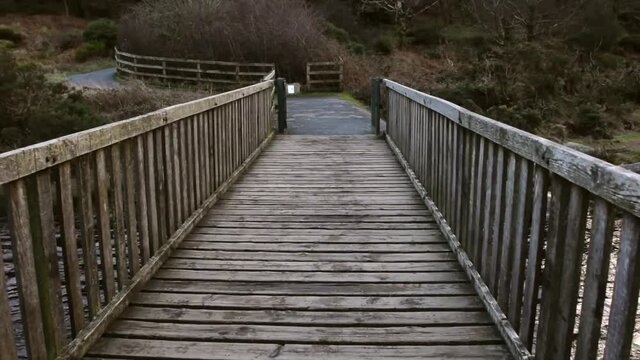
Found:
[360,0,440,46]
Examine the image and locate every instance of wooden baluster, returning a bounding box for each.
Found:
[135,137,150,263]
[123,141,140,275]
[7,179,47,359]
[193,115,202,206]
[498,152,517,308]
[95,149,116,302]
[465,133,478,253]
[33,170,66,354]
[145,133,159,254]
[507,158,532,329]
[57,163,85,335]
[164,125,176,234]
[472,137,486,265]
[489,146,505,292]
[154,130,167,245]
[576,198,614,360]
[179,120,189,221]
[78,156,101,316]
[171,123,183,225]
[604,214,640,360]
[187,118,195,212]
[480,142,495,280]
[520,166,549,349]
[110,144,128,289]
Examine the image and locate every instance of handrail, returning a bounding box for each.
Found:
[381,79,640,360]
[115,48,276,86]
[0,79,276,359]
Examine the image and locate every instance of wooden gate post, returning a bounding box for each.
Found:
[371,78,381,136]
[275,78,287,134]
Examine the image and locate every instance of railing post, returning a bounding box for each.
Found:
[371,77,381,136]
[275,78,287,134]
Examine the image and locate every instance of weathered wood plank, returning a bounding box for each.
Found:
[78,156,101,317]
[0,217,17,360]
[110,144,129,289]
[95,148,116,301]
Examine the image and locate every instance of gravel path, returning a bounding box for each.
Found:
[67,67,119,89]
[286,95,380,135]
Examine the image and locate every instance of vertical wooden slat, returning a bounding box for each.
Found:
[480,142,495,280]
[507,158,531,329]
[0,236,17,359]
[603,214,640,360]
[33,170,66,354]
[110,145,128,289]
[154,130,167,245]
[123,141,140,275]
[498,152,517,309]
[489,146,505,292]
[135,137,150,263]
[164,125,176,234]
[145,132,159,254]
[465,133,478,252]
[78,157,101,317]
[193,115,202,206]
[472,137,486,265]
[187,118,196,212]
[95,149,116,302]
[203,111,212,198]
[520,166,548,348]
[576,198,614,360]
[7,179,47,360]
[180,120,189,221]
[172,123,183,225]
[57,163,84,335]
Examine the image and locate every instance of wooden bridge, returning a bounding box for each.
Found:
[1,77,640,360]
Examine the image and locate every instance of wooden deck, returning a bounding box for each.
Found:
[86,135,510,359]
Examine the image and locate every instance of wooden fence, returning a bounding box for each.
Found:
[115,48,276,86]
[0,79,277,359]
[378,78,640,360]
[306,61,343,91]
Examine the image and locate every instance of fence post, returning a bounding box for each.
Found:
[275,78,287,134]
[371,78,381,136]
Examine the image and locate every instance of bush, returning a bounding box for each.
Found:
[83,19,118,49]
[0,50,105,151]
[325,22,350,44]
[571,104,612,139]
[54,31,82,52]
[440,25,489,49]
[119,0,338,82]
[408,23,441,46]
[373,35,395,55]
[0,26,24,45]
[75,41,107,62]
[348,42,366,55]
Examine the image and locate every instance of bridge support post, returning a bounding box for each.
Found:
[370,78,381,136]
[275,78,287,134]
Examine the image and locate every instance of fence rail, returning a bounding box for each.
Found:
[0,79,276,359]
[115,49,276,86]
[306,61,343,91]
[381,78,640,360]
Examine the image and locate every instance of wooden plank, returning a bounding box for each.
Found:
[89,338,510,359]
[489,146,505,292]
[135,136,151,263]
[162,258,460,272]
[132,293,483,310]
[95,148,116,302]
[186,233,442,243]
[171,249,455,262]
[178,241,450,253]
[155,129,168,246]
[106,320,502,344]
[144,280,473,295]
[111,144,129,289]
[121,306,491,325]
[57,162,85,335]
[34,170,66,353]
[497,151,517,309]
[123,141,140,275]
[78,156,101,317]
[154,269,467,283]
[7,179,47,360]
[145,132,160,254]
[576,198,614,360]
[603,214,640,360]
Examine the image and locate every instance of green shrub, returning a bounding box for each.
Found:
[0,26,24,45]
[348,41,366,55]
[597,53,626,69]
[440,25,488,48]
[619,34,640,52]
[571,104,611,139]
[0,40,15,50]
[83,18,118,48]
[55,31,82,52]
[325,22,350,44]
[0,50,105,151]
[373,35,395,55]
[75,41,107,62]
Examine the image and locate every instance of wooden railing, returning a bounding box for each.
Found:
[0,80,277,359]
[115,48,276,86]
[378,78,640,360]
[306,61,343,91]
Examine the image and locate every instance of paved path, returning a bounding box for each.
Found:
[287,96,376,135]
[67,67,119,89]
